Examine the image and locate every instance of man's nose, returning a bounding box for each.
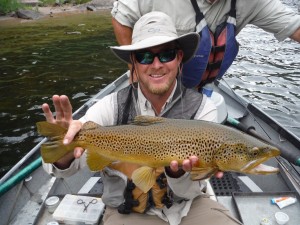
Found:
[151,56,163,67]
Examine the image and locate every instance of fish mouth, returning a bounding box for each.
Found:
[241,156,279,175]
[247,163,279,174]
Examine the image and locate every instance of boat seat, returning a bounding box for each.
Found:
[210,90,227,124]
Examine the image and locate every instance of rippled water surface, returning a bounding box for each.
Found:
[0,11,125,177]
[0,3,299,178]
[226,0,300,137]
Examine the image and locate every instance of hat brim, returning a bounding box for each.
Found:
[110,32,199,64]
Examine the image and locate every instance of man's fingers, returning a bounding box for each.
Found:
[169,160,179,172]
[215,172,224,179]
[74,147,85,158]
[181,156,199,172]
[182,159,192,171]
[189,156,199,167]
[42,103,55,123]
[52,95,64,121]
[63,120,82,144]
[60,95,73,121]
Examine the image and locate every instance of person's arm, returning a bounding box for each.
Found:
[112,17,137,82]
[112,17,133,45]
[290,27,300,43]
[240,0,300,42]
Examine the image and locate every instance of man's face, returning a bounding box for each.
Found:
[133,43,183,97]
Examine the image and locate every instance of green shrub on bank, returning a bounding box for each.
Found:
[38,0,91,6]
[0,0,23,14]
[38,0,56,6]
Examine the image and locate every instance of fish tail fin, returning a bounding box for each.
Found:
[36,121,67,137]
[37,122,74,163]
[132,166,156,193]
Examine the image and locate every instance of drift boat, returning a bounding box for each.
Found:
[0,71,300,225]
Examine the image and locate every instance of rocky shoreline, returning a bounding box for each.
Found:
[0,0,114,21]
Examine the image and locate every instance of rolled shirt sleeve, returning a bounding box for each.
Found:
[42,152,87,178]
[166,172,205,199]
[111,0,143,28]
[237,0,300,41]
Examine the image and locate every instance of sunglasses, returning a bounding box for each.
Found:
[134,49,178,65]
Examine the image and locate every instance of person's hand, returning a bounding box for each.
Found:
[42,95,84,168]
[166,156,224,179]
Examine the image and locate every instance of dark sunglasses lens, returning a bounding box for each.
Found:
[135,52,154,64]
[135,49,177,65]
[159,50,177,63]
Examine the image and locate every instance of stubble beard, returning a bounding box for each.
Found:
[145,76,176,96]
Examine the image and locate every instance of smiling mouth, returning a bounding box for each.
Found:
[150,74,164,78]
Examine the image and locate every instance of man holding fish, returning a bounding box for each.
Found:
[41,12,278,225]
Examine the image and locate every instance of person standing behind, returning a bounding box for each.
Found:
[111,0,300,87]
[42,12,242,225]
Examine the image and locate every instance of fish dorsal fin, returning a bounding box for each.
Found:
[86,148,113,171]
[132,115,164,126]
[82,121,102,130]
[190,167,218,180]
[131,166,156,193]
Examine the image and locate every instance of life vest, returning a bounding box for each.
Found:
[112,82,204,214]
[181,0,239,89]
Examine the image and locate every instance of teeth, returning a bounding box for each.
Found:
[150,74,163,78]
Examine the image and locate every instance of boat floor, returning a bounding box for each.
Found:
[25,166,299,225]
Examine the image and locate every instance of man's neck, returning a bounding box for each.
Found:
[207,0,217,3]
[148,94,170,115]
[139,81,177,115]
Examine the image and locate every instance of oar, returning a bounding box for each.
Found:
[227,116,300,167]
[0,157,42,197]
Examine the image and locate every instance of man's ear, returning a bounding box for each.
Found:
[177,50,184,63]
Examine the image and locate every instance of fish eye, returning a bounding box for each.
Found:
[251,147,260,156]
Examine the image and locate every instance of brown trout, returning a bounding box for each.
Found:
[37,116,280,192]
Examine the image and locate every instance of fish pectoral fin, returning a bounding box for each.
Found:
[132,166,156,193]
[132,115,164,126]
[86,149,113,171]
[190,167,218,180]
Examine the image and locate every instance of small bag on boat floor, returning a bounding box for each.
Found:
[53,194,105,225]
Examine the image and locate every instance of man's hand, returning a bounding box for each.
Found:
[42,95,84,168]
[166,156,224,179]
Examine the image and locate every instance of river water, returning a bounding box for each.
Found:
[0,2,299,178]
